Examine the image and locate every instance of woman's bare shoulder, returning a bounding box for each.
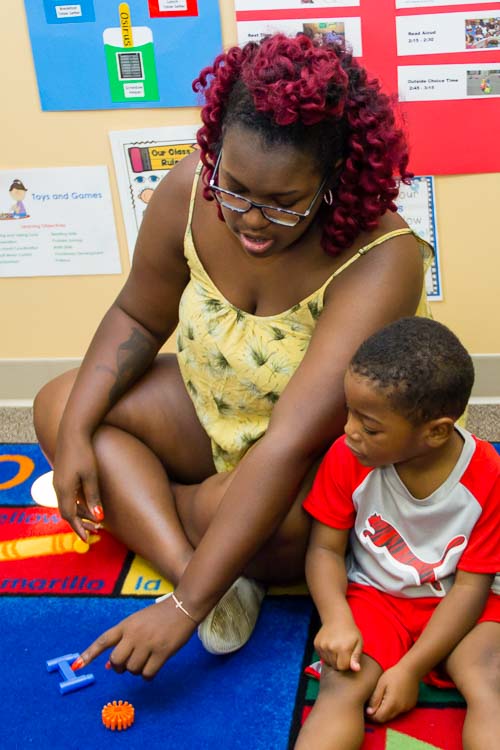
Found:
[355,210,414,247]
[323,219,423,326]
[116,152,203,332]
[344,211,422,278]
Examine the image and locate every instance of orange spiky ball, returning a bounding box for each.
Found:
[101,699,135,731]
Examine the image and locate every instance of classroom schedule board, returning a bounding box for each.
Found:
[23,1,222,110]
[235,1,500,175]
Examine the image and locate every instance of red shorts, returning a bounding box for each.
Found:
[347,582,500,688]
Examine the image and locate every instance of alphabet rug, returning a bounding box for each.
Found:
[2,443,498,750]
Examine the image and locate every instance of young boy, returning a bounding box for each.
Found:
[295,317,500,750]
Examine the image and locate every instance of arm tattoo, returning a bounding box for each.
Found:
[107,327,156,407]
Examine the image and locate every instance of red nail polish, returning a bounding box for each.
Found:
[93,506,104,522]
[71,656,84,671]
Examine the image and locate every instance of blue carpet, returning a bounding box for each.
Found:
[0,445,313,750]
[2,595,312,750]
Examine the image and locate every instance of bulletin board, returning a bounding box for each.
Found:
[235,1,500,175]
[23,0,222,111]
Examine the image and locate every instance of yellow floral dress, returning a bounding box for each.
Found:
[177,164,433,472]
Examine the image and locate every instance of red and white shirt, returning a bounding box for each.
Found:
[304,427,500,598]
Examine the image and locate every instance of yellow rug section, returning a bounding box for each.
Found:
[121,554,308,597]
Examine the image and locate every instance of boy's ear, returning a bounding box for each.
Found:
[424,417,455,446]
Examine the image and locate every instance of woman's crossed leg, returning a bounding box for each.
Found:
[34,353,312,589]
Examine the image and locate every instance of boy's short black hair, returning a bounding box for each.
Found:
[350,317,474,424]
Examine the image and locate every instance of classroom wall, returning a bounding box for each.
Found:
[1,0,499,361]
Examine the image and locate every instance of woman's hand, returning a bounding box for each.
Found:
[314,621,363,672]
[72,598,197,679]
[53,430,104,542]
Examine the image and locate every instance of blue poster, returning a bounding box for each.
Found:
[23,1,222,110]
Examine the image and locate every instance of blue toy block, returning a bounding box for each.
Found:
[46,653,95,694]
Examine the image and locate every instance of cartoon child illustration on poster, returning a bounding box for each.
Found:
[1,179,30,220]
[135,175,160,216]
[10,179,29,217]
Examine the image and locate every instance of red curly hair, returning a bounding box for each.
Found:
[192,34,411,256]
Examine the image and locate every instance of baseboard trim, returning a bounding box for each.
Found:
[1,355,499,442]
[1,354,499,400]
[0,358,81,401]
[470,354,500,399]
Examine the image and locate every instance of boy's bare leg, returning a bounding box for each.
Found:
[445,621,500,750]
[294,656,382,750]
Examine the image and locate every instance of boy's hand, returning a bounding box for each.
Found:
[313,622,363,672]
[366,664,420,722]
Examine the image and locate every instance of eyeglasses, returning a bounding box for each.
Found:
[208,150,327,228]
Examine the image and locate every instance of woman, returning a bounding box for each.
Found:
[34,34,432,678]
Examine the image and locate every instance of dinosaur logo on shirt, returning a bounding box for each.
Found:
[362,513,467,593]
